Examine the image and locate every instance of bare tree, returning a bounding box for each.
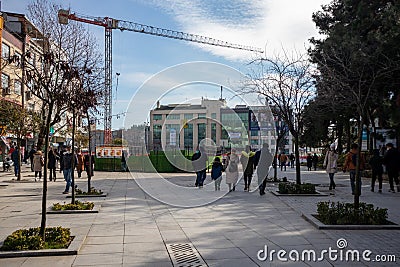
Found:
[243,51,316,184]
[18,0,103,239]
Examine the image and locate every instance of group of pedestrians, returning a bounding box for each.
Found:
[192,144,274,195]
[276,152,295,171]
[25,145,95,194]
[325,142,400,195]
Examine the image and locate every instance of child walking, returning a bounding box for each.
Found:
[211,157,224,191]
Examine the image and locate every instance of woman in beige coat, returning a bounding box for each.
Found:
[225,149,239,192]
[323,144,338,190]
[33,150,44,182]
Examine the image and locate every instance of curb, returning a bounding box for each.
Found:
[301,213,400,230]
[0,234,85,258]
[66,193,107,198]
[271,190,329,196]
[47,205,101,214]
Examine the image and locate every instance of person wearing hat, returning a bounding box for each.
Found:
[33,150,44,182]
[323,144,338,190]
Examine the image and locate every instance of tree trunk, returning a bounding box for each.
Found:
[87,111,92,192]
[345,120,351,152]
[337,121,344,154]
[71,110,76,204]
[354,117,363,211]
[39,102,53,241]
[294,134,301,185]
[16,138,21,181]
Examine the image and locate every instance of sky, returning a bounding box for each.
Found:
[2,0,330,129]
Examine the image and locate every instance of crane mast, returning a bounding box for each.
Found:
[58,9,263,144]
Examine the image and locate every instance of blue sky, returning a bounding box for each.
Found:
[2,0,329,129]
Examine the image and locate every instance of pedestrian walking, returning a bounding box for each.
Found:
[312,153,319,171]
[48,147,58,181]
[84,153,95,177]
[240,145,255,191]
[28,145,36,172]
[11,146,20,177]
[323,144,338,190]
[225,149,239,192]
[257,143,273,195]
[306,153,313,171]
[76,150,84,178]
[211,157,224,191]
[383,143,400,193]
[279,152,287,171]
[192,145,207,188]
[343,143,365,195]
[369,149,383,193]
[33,150,44,182]
[62,146,74,194]
[59,145,66,173]
[289,153,295,168]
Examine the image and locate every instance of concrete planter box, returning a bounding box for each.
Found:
[47,205,100,214]
[66,193,107,198]
[271,190,329,196]
[0,234,85,258]
[302,213,400,230]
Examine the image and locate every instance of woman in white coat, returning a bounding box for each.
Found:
[225,149,239,192]
[323,144,338,190]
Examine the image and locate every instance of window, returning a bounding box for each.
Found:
[211,113,216,119]
[166,124,180,147]
[184,113,193,120]
[198,113,206,119]
[2,74,10,94]
[166,114,180,120]
[184,123,193,150]
[14,52,21,67]
[2,43,10,59]
[14,80,21,95]
[153,124,162,148]
[211,123,217,143]
[197,123,206,143]
[27,103,35,111]
[153,114,162,121]
[251,130,259,136]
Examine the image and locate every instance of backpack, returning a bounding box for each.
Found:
[211,163,223,179]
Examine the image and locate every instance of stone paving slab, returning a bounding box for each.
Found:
[0,166,399,266]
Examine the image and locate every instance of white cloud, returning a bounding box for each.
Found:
[140,0,330,61]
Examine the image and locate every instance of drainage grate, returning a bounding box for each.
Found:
[166,243,207,267]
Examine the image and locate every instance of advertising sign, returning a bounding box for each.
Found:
[96,146,127,158]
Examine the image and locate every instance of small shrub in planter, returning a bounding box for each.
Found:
[75,187,103,195]
[316,201,389,225]
[0,227,71,251]
[278,182,316,194]
[52,200,94,211]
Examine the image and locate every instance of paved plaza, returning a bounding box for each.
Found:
[0,164,399,266]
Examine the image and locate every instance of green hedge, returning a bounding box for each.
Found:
[278,182,316,194]
[0,227,71,251]
[316,201,388,225]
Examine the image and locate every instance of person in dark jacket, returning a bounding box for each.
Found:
[211,157,224,191]
[369,149,383,193]
[11,147,20,177]
[306,154,313,171]
[84,154,95,177]
[240,145,255,191]
[28,146,36,172]
[48,147,58,182]
[383,143,400,193]
[62,146,74,194]
[312,153,319,171]
[192,145,207,188]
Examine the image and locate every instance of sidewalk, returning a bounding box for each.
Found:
[0,166,399,266]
